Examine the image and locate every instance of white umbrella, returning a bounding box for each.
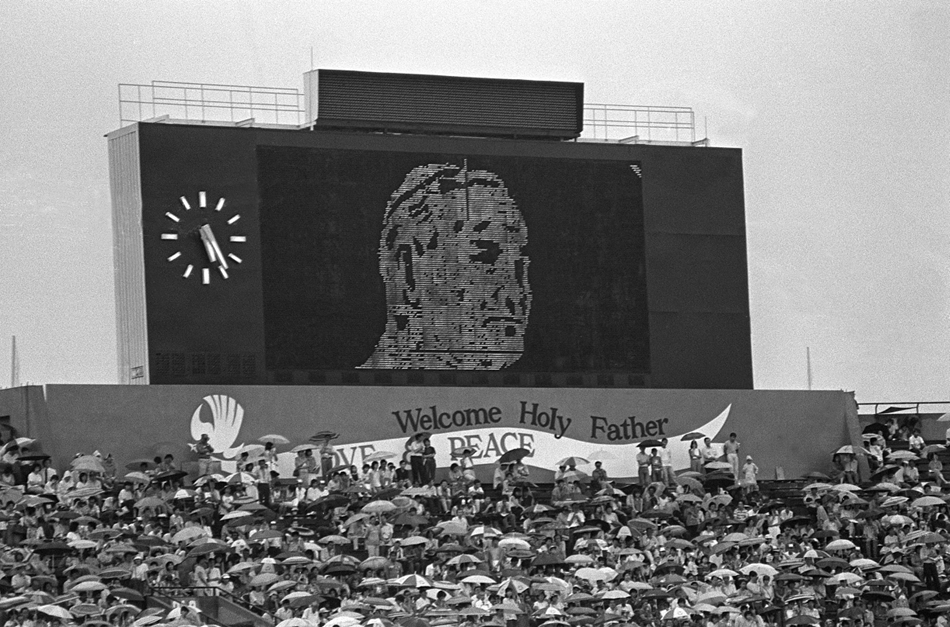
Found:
[38,605,73,620]
[259,434,290,445]
[740,563,778,577]
[825,539,857,551]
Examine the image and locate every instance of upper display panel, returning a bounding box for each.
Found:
[257,147,649,373]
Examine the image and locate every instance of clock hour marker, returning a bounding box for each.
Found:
[228,253,243,264]
[180,196,191,210]
[227,214,240,225]
[167,252,182,262]
[202,268,210,284]
[199,191,207,208]
[161,233,178,240]
[183,264,194,278]
[230,235,246,243]
[215,198,225,212]
[218,266,229,279]
[165,212,180,222]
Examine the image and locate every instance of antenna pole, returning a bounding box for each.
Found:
[806,346,813,391]
[10,336,19,388]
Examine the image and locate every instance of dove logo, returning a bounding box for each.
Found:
[190,395,246,459]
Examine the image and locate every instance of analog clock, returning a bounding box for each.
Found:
[159,191,247,285]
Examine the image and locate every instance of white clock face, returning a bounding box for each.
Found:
[160,191,247,285]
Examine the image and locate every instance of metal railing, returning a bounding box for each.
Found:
[857,401,950,416]
[118,81,305,127]
[117,80,701,144]
[582,103,697,144]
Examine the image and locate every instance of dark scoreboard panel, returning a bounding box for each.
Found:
[131,124,751,389]
[258,148,648,373]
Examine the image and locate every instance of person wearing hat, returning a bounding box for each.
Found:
[741,455,759,495]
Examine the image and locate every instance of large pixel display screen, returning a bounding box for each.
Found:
[257,147,649,373]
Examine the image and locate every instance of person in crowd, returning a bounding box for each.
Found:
[741,455,759,495]
[688,440,704,473]
[723,432,741,485]
[408,434,425,486]
[193,433,214,477]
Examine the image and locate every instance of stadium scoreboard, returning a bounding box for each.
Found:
[109,123,751,389]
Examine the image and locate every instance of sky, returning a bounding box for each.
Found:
[0,1,947,403]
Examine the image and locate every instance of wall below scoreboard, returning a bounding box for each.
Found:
[0,385,850,483]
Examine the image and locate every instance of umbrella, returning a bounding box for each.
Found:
[360,556,391,570]
[277,620,312,627]
[310,430,340,441]
[556,457,589,467]
[221,510,253,522]
[740,563,777,577]
[786,617,819,626]
[676,476,703,491]
[638,439,663,449]
[887,450,918,461]
[235,444,265,457]
[38,605,74,620]
[825,539,856,551]
[681,432,706,440]
[364,451,397,462]
[250,573,281,587]
[461,574,496,585]
[912,496,945,508]
[134,496,165,509]
[393,574,433,588]
[124,458,155,471]
[226,471,256,485]
[705,461,732,470]
[498,448,531,464]
[363,500,397,514]
[73,581,108,593]
[574,568,607,582]
[110,587,144,602]
[834,445,867,455]
[71,456,106,474]
[259,434,290,445]
[34,541,73,555]
[123,471,151,484]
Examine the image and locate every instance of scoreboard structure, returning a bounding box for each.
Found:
[109,78,751,390]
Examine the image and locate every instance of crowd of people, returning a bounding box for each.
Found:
[0,423,948,627]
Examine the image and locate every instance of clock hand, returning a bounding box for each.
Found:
[205,225,229,270]
[198,225,217,264]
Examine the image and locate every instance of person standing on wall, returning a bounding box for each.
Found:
[319,438,335,479]
[408,434,425,486]
[723,433,741,485]
[422,437,437,486]
[195,434,214,477]
[636,448,651,486]
[660,439,675,485]
[255,459,271,507]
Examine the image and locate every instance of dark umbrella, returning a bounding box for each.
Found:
[637,440,663,449]
[186,543,232,558]
[34,542,73,555]
[531,553,563,567]
[308,494,349,511]
[324,563,357,575]
[109,587,144,602]
[394,512,429,527]
[400,619,430,627]
[837,608,866,620]
[310,431,339,441]
[498,448,531,464]
[153,470,188,483]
